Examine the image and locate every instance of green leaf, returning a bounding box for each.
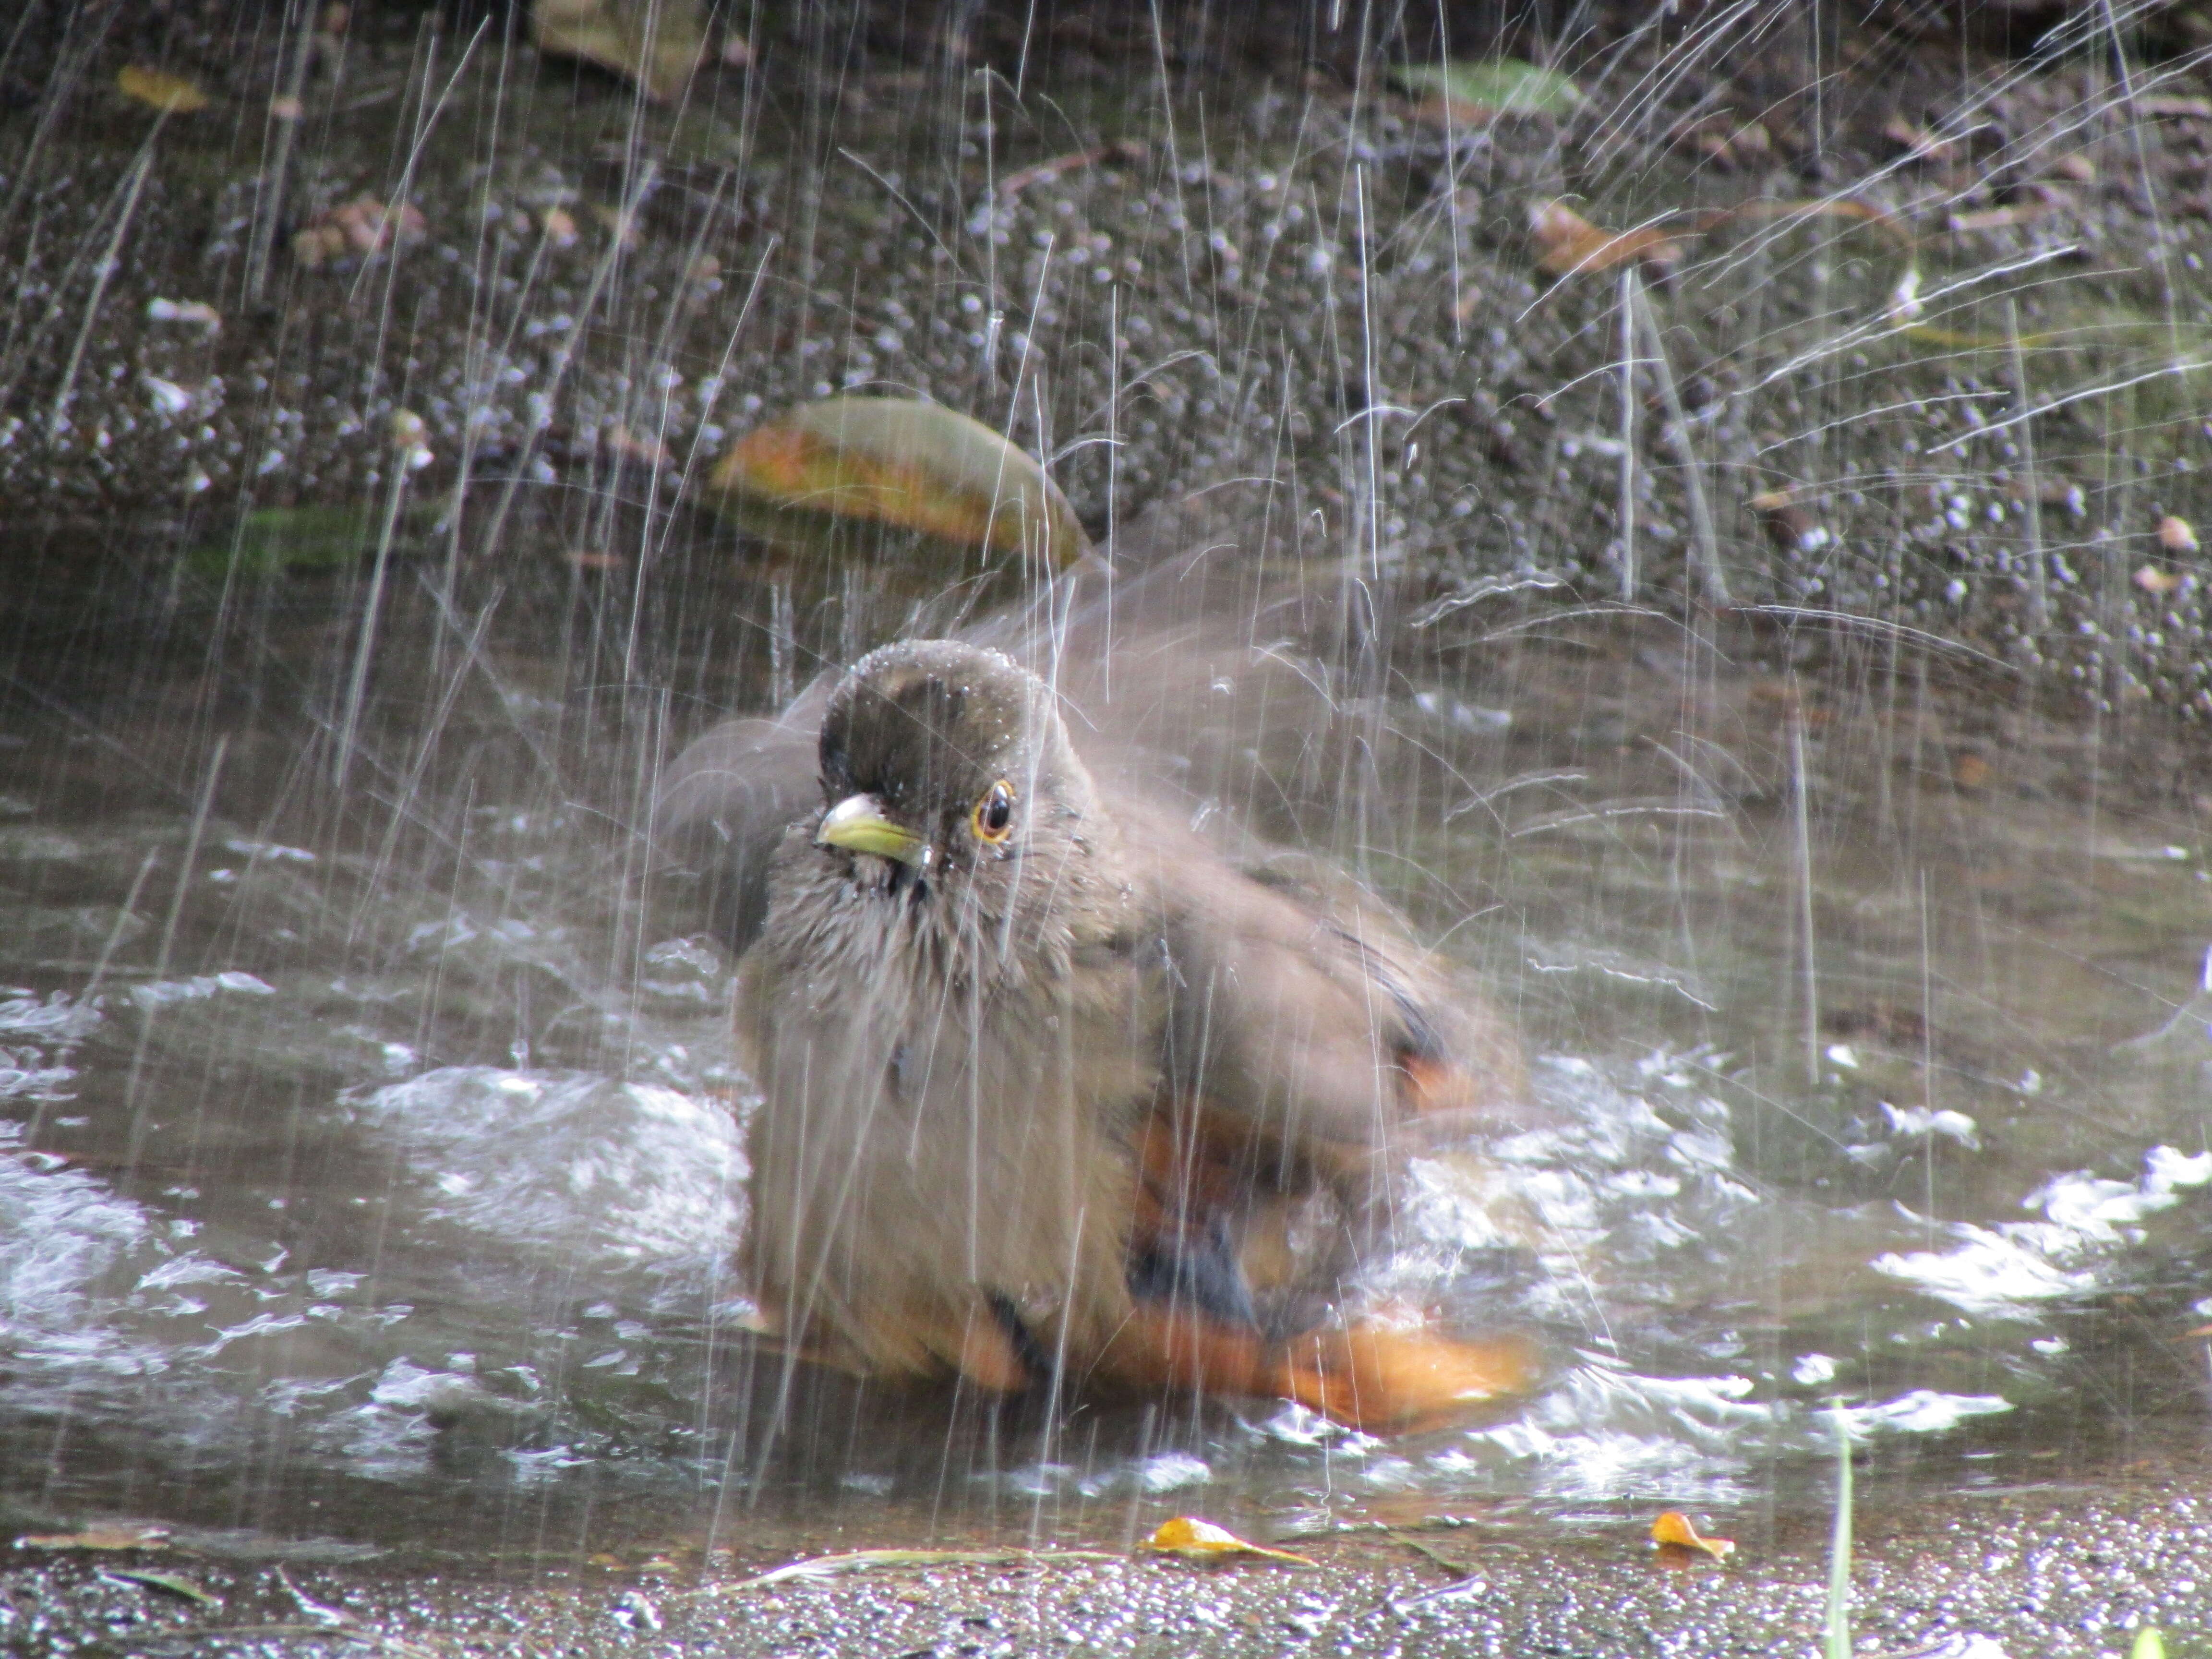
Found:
[2131,1629,2167,1659]
[188,506,381,577]
[98,1569,223,1607]
[1392,59,1582,118]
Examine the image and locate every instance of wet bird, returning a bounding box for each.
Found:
[659,488,1535,1429]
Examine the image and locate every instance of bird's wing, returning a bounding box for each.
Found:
[1118,794,1523,1164]
[652,682,830,951]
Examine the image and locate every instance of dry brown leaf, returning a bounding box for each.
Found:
[2156,514,2200,553]
[2135,95,2212,119]
[2134,565,2184,595]
[2050,153,2096,183]
[1749,489,1829,552]
[1527,201,1681,278]
[117,65,210,115]
[292,196,426,267]
[1948,201,2053,233]
[16,1523,172,1552]
[1140,1518,1318,1567]
[999,140,1146,196]
[1675,116,1773,171]
[1882,114,1954,165]
[1952,754,1993,790]
[1649,1510,1735,1561]
[700,1547,1115,1593]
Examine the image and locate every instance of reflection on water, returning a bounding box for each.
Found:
[2,504,2209,1563]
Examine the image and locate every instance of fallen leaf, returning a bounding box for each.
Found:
[2050,153,2096,183]
[532,0,707,104]
[1749,489,1829,553]
[1392,59,1581,120]
[1882,114,1954,165]
[270,94,305,121]
[540,205,579,247]
[1527,201,1680,278]
[292,196,426,267]
[1674,115,1773,171]
[1140,1518,1318,1567]
[2157,514,2199,553]
[1649,1510,1734,1561]
[1948,201,2053,233]
[188,505,382,576]
[701,397,1087,565]
[2135,95,2212,119]
[2134,565,2184,595]
[999,140,1147,197]
[16,1523,172,1552]
[118,65,210,115]
[1952,753,1993,789]
[695,1547,1116,1594]
[98,1569,221,1607]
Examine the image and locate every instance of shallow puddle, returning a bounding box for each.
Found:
[3,493,2208,1572]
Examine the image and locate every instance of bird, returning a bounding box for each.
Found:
[657,484,1538,1430]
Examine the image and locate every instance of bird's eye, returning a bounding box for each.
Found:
[971,780,1016,844]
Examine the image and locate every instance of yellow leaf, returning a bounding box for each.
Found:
[532,0,707,104]
[117,66,210,115]
[1140,1517,1318,1567]
[1649,1510,1735,1561]
[1392,60,1582,120]
[702,397,1087,565]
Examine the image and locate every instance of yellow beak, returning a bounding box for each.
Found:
[816,793,927,865]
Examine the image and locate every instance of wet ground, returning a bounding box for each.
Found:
[5,4,2212,1654]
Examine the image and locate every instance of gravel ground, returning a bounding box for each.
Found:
[6,1444,2212,1658]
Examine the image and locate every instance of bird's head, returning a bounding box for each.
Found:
[812,640,1098,909]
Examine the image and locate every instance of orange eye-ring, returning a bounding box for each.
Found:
[972,780,1016,844]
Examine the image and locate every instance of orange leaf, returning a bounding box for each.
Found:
[117,66,209,114]
[1527,201,1680,278]
[1649,1510,1734,1561]
[1140,1517,1318,1567]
